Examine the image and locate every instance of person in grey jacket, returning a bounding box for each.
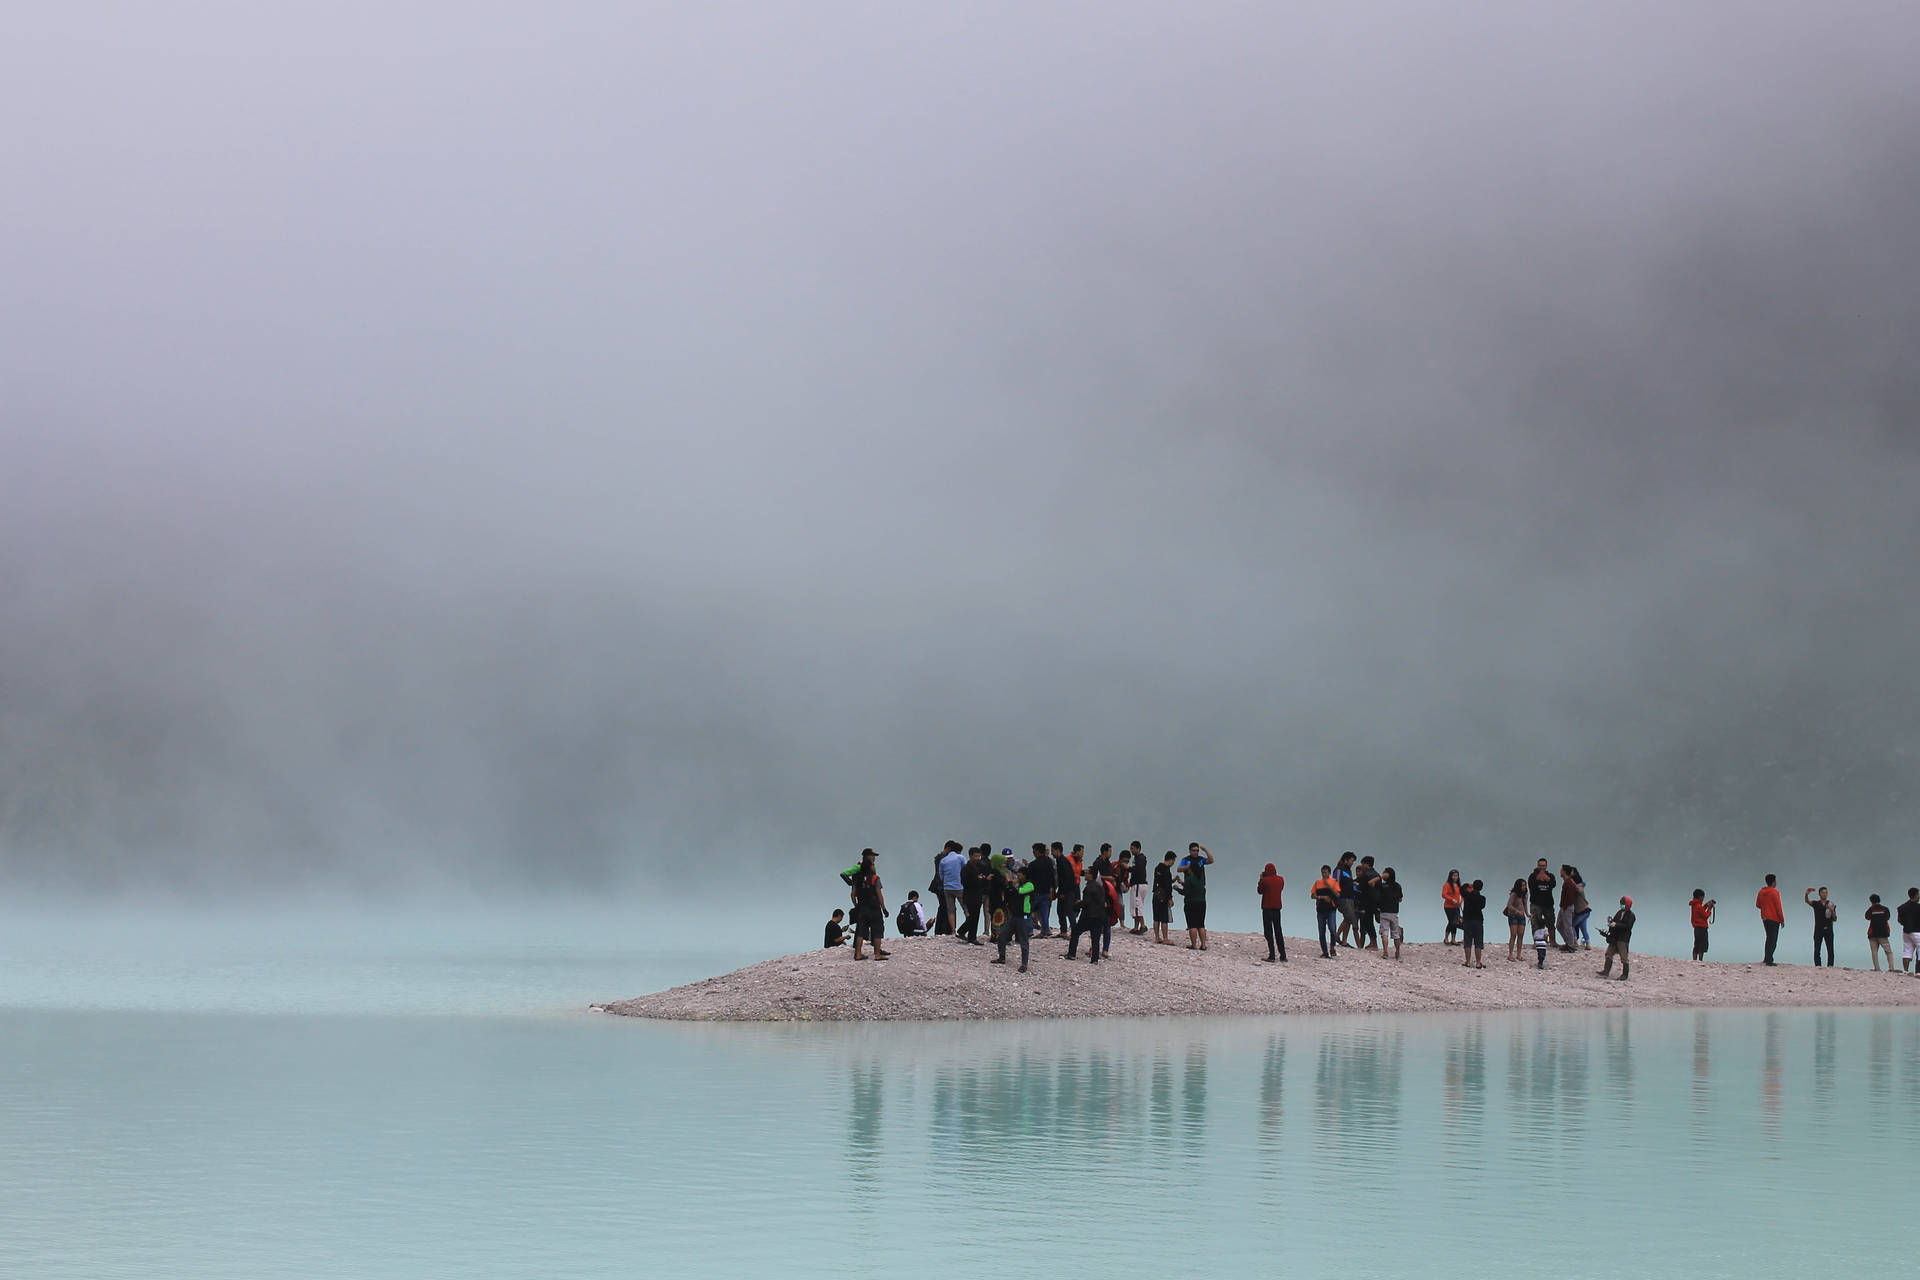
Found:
[1557,866,1589,953]
[1597,897,1635,980]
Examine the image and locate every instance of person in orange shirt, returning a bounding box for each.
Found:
[1689,889,1716,960]
[1312,865,1341,959]
[1441,870,1465,945]
[1756,874,1785,965]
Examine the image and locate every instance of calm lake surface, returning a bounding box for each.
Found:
[0,909,1910,1277]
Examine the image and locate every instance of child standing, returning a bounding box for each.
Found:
[1533,921,1550,969]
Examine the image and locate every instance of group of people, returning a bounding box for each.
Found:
[825,847,1920,978]
[1751,875,1920,973]
[826,841,1218,968]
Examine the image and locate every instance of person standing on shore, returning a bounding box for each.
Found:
[1176,843,1213,950]
[1598,896,1634,980]
[1441,870,1464,945]
[1355,855,1381,951]
[1900,889,1920,975]
[1377,867,1405,959]
[1152,853,1176,945]
[958,847,988,944]
[1460,878,1487,968]
[1065,865,1108,964]
[1121,844,1136,936]
[1313,865,1341,958]
[1257,863,1287,962]
[1757,875,1784,965]
[1690,890,1715,961]
[1526,860,1557,949]
[844,849,891,961]
[1568,866,1593,949]
[1333,852,1359,947]
[990,859,1035,972]
[1026,842,1057,938]
[1504,879,1528,962]
[1866,895,1894,972]
[1805,886,1838,967]
[935,841,965,936]
[1557,866,1588,952]
[1054,843,1080,942]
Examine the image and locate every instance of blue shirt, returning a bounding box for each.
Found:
[937,850,965,891]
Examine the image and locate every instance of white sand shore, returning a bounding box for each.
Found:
[603,929,1920,1022]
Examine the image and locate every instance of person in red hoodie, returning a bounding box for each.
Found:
[1756,874,1785,965]
[1257,864,1287,962]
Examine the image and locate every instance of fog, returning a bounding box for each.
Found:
[3,1,1916,903]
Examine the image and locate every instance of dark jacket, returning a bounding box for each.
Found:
[1026,855,1056,894]
[1606,906,1635,942]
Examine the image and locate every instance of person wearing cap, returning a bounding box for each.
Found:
[840,849,891,961]
[989,854,1035,972]
[1597,896,1635,980]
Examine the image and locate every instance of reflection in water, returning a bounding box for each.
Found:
[1689,1013,1711,1143]
[1312,1025,1405,1161]
[1761,1013,1784,1143]
[1441,1016,1486,1168]
[848,1062,884,1189]
[1259,1035,1285,1137]
[1868,1013,1893,1110]
[1814,1012,1836,1116]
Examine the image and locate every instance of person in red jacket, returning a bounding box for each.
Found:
[1257,864,1287,962]
[1756,874,1785,965]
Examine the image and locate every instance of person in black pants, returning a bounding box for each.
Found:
[1257,863,1287,962]
[1026,842,1057,937]
[1054,845,1080,941]
[1066,867,1108,963]
[1459,878,1487,968]
[1805,886,1838,966]
[957,847,988,944]
[1312,865,1340,958]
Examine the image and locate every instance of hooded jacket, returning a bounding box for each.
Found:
[1257,865,1285,910]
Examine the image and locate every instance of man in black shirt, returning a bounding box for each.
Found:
[1151,853,1176,945]
[1127,841,1149,934]
[1355,856,1381,951]
[1598,896,1635,980]
[957,847,988,945]
[1805,886,1838,967]
[1459,879,1488,968]
[1527,859,1558,938]
[1026,842,1057,937]
[1898,889,1920,975]
[1865,894,1894,972]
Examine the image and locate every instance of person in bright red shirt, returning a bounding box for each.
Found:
[1756,874,1785,965]
[1256,864,1286,962]
[1689,890,1716,961]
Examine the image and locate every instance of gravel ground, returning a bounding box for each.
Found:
[601,929,1920,1021]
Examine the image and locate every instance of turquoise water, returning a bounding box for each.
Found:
[0,911,1910,1277]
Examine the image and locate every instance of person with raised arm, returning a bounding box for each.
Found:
[1805,886,1838,967]
[1175,843,1214,951]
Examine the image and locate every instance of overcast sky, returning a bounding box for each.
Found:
[2,1,1916,898]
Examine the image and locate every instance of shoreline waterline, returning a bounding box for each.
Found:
[605,929,1920,1022]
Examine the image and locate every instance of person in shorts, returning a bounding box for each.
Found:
[1176,843,1213,950]
[1151,852,1176,945]
[1459,878,1487,968]
[1376,866,1405,960]
[1899,888,1920,974]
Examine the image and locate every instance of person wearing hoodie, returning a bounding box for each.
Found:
[1054,843,1080,940]
[1256,863,1287,962]
[1598,896,1635,980]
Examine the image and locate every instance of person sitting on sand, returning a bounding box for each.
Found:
[1690,890,1715,961]
[1176,843,1214,950]
[1866,895,1895,972]
[1152,853,1177,945]
[1066,865,1109,965]
[1900,889,1920,975]
[1256,863,1286,962]
[1597,896,1634,980]
[1313,865,1341,959]
[896,891,931,937]
[1460,878,1487,969]
[1504,880,1528,962]
[1805,886,1838,968]
[1377,867,1405,959]
[824,909,847,948]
